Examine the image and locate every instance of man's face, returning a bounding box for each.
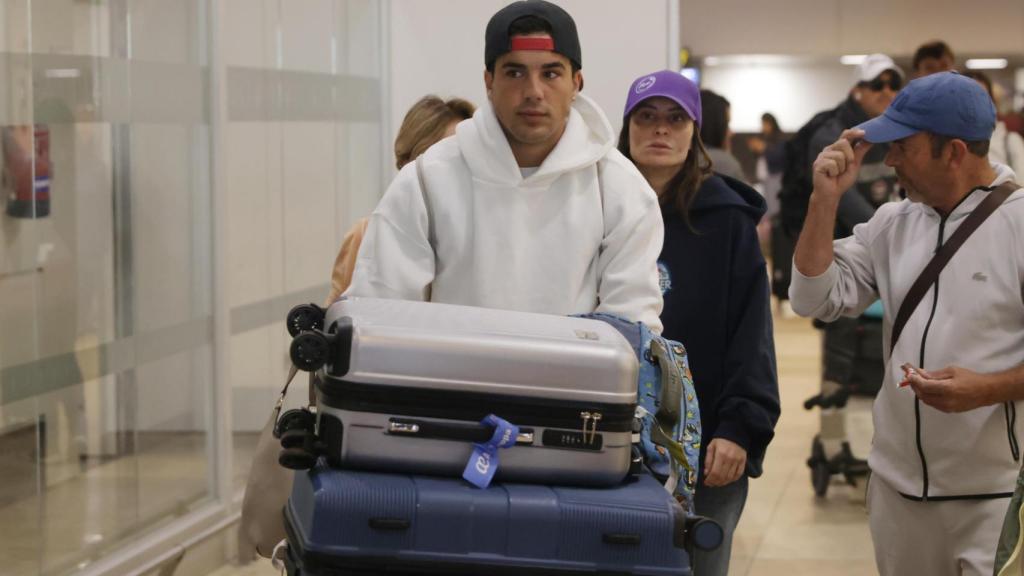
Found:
[884,132,944,204]
[856,70,902,118]
[484,35,582,160]
[915,56,955,78]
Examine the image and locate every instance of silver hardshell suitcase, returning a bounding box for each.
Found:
[309,298,639,487]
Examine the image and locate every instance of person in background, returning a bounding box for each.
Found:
[1003,106,1024,139]
[699,89,747,182]
[751,112,786,186]
[912,40,955,78]
[964,70,1024,177]
[324,95,475,305]
[619,70,780,576]
[806,54,903,238]
[748,112,787,246]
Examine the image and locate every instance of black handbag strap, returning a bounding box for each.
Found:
[890,181,1019,353]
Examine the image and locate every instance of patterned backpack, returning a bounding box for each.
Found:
[580,314,702,512]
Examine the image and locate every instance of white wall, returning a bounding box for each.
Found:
[701,61,858,133]
[685,0,1024,134]
[224,0,385,430]
[680,0,1024,57]
[387,0,674,175]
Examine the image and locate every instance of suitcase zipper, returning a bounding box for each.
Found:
[319,378,634,433]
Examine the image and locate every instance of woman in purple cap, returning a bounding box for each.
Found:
[619,70,780,576]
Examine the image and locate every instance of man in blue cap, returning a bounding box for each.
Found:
[789,71,1023,575]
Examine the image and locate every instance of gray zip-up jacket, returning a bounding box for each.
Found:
[791,164,1024,499]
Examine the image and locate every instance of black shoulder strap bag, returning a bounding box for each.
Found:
[889,181,1019,352]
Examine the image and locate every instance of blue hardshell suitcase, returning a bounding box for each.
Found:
[284,466,702,576]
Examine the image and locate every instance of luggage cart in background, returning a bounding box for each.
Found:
[803,302,884,497]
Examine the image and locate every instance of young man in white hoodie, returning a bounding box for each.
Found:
[790,72,1024,575]
[346,0,664,332]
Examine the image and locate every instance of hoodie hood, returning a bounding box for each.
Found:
[456,92,615,187]
[689,173,766,222]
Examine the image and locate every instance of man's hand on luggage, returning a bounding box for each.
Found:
[703,438,746,487]
[904,365,993,413]
[811,129,873,202]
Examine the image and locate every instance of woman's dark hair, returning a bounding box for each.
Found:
[617,114,713,229]
[761,112,781,137]
[699,89,730,149]
[913,40,954,71]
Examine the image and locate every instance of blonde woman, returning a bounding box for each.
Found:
[325,95,474,305]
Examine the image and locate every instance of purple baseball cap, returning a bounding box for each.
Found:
[624,70,702,127]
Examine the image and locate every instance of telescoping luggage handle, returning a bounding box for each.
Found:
[387,417,536,446]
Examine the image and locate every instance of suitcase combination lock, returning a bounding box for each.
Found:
[580,411,602,444]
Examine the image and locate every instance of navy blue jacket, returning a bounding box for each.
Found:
[657,174,780,478]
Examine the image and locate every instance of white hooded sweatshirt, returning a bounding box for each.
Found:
[791,164,1024,499]
[346,93,665,333]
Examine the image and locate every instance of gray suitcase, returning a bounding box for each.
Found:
[308,298,639,487]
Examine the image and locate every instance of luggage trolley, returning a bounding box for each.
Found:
[803,302,884,497]
[278,302,724,575]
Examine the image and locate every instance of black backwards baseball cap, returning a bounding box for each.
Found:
[485,1,582,72]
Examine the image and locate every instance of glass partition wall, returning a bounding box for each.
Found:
[0,1,384,574]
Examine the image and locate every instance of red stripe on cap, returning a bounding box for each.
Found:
[510,36,555,51]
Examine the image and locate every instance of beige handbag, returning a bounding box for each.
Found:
[239,159,427,559]
[239,365,299,559]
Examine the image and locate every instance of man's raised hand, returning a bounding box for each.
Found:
[812,128,873,202]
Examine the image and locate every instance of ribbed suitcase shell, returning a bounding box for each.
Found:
[315,298,639,486]
[284,467,691,576]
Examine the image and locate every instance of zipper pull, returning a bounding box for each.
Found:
[580,412,592,439]
[590,412,603,444]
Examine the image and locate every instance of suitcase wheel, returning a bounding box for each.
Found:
[279,447,318,470]
[685,516,724,552]
[286,303,325,337]
[279,428,308,449]
[290,332,331,372]
[808,435,830,497]
[275,408,316,440]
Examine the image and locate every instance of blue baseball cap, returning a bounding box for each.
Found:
[624,70,702,128]
[856,71,996,144]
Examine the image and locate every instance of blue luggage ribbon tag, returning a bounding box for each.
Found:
[462,414,519,489]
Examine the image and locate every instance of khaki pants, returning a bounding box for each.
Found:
[868,476,1007,576]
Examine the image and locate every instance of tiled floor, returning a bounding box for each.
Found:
[211,308,882,576]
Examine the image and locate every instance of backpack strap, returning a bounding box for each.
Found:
[890,181,1018,352]
[646,338,691,477]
